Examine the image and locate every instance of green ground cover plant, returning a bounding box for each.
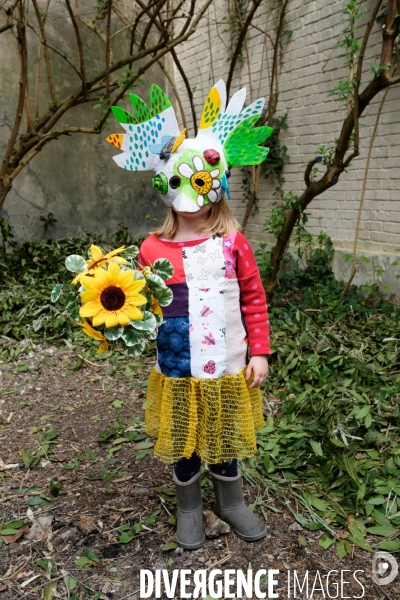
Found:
[1,221,399,558]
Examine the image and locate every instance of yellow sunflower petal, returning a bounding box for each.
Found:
[151,297,163,318]
[124,305,143,320]
[116,312,130,327]
[107,261,121,281]
[111,256,127,264]
[90,245,104,262]
[80,301,102,318]
[80,291,99,304]
[71,272,87,285]
[92,310,108,327]
[127,293,147,306]
[105,246,125,259]
[80,318,105,341]
[119,270,135,287]
[104,312,119,328]
[97,338,110,354]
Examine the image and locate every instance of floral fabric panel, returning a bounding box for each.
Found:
[184,235,227,378]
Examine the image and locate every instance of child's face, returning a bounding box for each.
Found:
[172,204,213,219]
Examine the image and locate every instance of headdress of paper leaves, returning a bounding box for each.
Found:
[107,80,273,212]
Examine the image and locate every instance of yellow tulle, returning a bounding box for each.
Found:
[145,367,265,464]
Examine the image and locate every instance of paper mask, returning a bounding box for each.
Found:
[107,80,273,213]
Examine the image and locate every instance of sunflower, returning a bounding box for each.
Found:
[71,245,126,285]
[79,262,146,328]
[79,318,110,354]
[151,295,163,318]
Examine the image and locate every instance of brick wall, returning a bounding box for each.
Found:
[172,0,400,291]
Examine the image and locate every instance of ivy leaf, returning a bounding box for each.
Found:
[121,328,143,347]
[130,311,157,334]
[50,284,63,303]
[124,338,146,356]
[121,245,139,260]
[153,258,174,280]
[65,255,87,273]
[152,286,173,307]
[104,326,124,341]
[145,272,167,291]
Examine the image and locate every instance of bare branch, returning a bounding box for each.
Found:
[267,0,289,125]
[157,58,187,130]
[106,0,112,100]
[0,0,27,183]
[353,0,383,155]
[226,0,263,97]
[170,48,197,134]
[342,85,391,295]
[31,0,56,104]
[65,0,87,93]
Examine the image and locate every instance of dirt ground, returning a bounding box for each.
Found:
[0,345,398,599]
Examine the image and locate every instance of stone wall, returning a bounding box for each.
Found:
[172,0,400,292]
[0,0,167,242]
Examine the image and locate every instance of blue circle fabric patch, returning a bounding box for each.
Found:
[157,317,191,377]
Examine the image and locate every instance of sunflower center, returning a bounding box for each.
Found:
[100,286,126,311]
[190,170,212,195]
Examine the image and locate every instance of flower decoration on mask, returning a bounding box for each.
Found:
[177,154,221,207]
[51,245,174,357]
[107,80,274,213]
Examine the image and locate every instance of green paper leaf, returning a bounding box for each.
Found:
[104,326,124,341]
[65,255,87,273]
[50,284,63,303]
[224,116,273,167]
[153,258,174,280]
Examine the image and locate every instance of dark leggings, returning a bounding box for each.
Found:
[174,452,238,482]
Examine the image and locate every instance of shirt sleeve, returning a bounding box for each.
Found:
[232,232,271,355]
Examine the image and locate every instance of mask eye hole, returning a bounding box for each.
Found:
[169,175,181,189]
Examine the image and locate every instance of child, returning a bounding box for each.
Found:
[107,80,273,549]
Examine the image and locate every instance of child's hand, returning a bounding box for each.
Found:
[246,355,269,389]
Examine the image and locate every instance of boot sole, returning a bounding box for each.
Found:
[233,526,267,542]
[176,534,205,550]
[215,510,267,542]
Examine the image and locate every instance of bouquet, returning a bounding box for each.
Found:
[50,244,173,356]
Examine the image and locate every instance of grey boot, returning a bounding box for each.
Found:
[173,470,205,550]
[211,469,266,542]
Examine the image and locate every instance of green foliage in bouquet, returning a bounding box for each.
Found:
[50,244,173,356]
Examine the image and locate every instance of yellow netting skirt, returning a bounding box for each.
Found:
[145,367,265,464]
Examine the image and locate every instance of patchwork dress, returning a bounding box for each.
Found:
[139,231,271,464]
